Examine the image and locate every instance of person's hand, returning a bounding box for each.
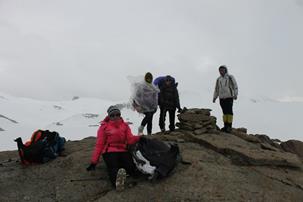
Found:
[233,96,237,100]
[177,108,182,113]
[86,163,96,171]
[213,98,216,103]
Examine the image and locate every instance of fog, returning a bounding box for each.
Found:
[0,0,302,102]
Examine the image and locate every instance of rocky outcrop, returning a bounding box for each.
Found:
[0,114,18,124]
[176,108,218,135]
[281,140,303,159]
[1,108,303,202]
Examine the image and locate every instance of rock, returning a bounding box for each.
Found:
[281,140,303,159]
[178,113,211,123]
[1,108,303,201]
[255,134,281,149]
[232,130,261,143]
[72,96,80,100]
[193,128,208,135]
[235,127,247,134]
[181,132,302,168]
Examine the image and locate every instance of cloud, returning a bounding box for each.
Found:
[0,0,302,101]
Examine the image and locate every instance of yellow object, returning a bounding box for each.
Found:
[226,114,233,124]
[223,115,228,123]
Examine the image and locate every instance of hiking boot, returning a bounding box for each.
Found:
[138,125,144,135]
[115,168,126,192]
[220,127,227,132]
[225,123,232,133]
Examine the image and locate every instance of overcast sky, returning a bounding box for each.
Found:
[0,0,302,102]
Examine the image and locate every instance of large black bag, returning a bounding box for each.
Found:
[132,137,180,178]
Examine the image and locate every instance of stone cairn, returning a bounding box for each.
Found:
[176,108,218,135]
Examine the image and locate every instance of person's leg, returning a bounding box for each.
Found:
[102,153,120,187]
[225,98,234,133]
[119,152,139,177]
[159,107,167,132]
[146,111,155,135]
[219,99,228,132]
[168,109,176,131]
[139,112,149,134]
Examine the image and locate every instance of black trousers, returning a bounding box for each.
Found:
[141,111,156,134]
[159,107,176,131]
[102,152,137,187]
[219,98,234,115]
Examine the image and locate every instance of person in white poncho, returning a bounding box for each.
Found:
[132,72,159,135]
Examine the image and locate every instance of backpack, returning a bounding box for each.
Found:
[15,130,61,165]
[131,137,180,179]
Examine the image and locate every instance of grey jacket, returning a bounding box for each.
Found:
[213,73,238,100]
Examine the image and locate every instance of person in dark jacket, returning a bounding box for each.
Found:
[158,75,181,132]
[86,105,141,191]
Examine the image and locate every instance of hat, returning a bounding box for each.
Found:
[165,75,173,81]
[107,105,121,116]
[218,65,227,71]
[144,72,153,83]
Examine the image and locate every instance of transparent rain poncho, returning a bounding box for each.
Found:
[128,75,159,113]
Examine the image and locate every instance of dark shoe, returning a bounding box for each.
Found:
[116,168,126,192]
[225,127,231,133]
[220,127,227,132]
[160,128,165,132]
[225,124,232,133]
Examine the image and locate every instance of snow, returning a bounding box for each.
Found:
[0,92,302,151]
[0,92,157,151]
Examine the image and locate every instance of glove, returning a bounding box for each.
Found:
[86,163,96,171]
[177,108,182,113]
[213,98,216,103]
[233,96,237,100]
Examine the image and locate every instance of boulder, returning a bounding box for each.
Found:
[281,140,303,159]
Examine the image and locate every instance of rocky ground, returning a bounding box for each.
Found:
[1,108,303,202]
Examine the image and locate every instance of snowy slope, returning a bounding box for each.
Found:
[0,92,302,151]
[0,93,153,151]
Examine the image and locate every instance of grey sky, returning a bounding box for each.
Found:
[0,0,302,101]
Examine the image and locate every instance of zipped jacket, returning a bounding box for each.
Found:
[213,73,238,100]
[91,116,140,164]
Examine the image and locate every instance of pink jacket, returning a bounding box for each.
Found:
[91,116,140,164]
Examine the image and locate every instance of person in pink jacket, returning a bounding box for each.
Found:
[86,105,141,191]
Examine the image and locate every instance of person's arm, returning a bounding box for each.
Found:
[229,75,238,98]
[90,124,107,164]
[125,124,140,144]
[213,78,219,102]
[175,87,181,111]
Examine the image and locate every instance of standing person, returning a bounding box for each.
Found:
[133,72,159,135]
[86,105,141,191]
[158,75,181,132]
[213,65,238,133]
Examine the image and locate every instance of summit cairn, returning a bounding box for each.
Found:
[176,108,218,135]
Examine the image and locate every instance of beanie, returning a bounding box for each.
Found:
[107,105,121,116]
